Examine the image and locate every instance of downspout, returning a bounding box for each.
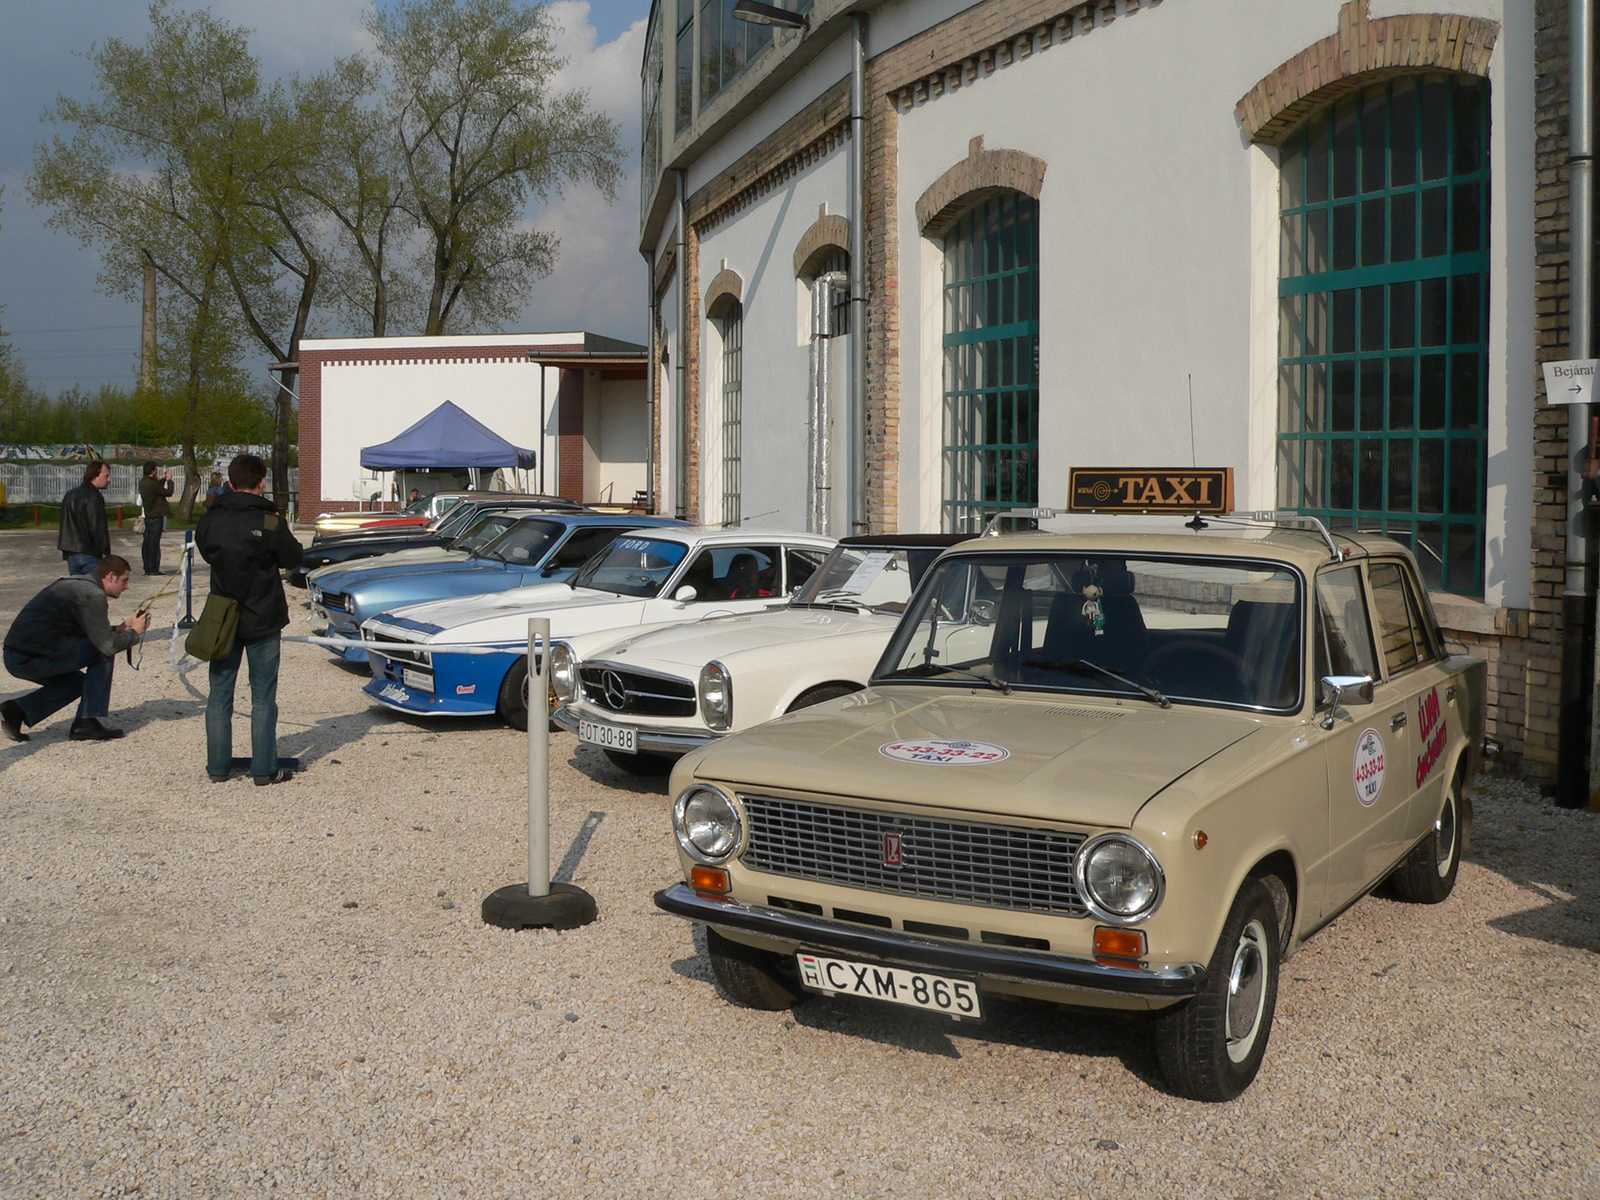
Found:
[1566,0,1596,808]
[677,167,690,520]
[644,251,658,514]
[849,11,867,532]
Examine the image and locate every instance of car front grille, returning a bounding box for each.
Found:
[739,794,1088,917]
[363,627,431,667]
[578,666,695,718]
[322,592,350,612]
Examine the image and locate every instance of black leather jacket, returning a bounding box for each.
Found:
[195,491,305,642]
[58,484,110,559]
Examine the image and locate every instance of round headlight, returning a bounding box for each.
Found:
[674,785,742,863]
[1075,835,1164,923]
[698,661,733,731]
[549,643,578,702]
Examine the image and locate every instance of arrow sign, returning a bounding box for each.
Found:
[1542,358,1599,405]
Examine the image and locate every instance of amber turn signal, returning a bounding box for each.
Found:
[1093,927,1146,961]
[690,865,730,894]
[1193,830,1208,849]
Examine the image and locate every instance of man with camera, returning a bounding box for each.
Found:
[1,555,150,743]
[139,461,175,575]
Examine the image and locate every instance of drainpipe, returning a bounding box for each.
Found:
[644,251,658,514]
[1566,0,1597,808]
[849,11,867,532]
[676,168,690,521]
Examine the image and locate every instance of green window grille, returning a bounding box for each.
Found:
[719,303,743,526]
[942,192,1040,533]
[1277,74,1489,595]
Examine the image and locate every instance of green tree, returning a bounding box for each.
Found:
[370,0,624,334]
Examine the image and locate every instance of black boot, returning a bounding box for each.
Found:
[1,700,28,743]
[69,718,125,741]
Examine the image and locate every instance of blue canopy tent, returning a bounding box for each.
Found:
[360,401,535,500]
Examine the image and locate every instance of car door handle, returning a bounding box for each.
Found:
[1446,685,1457,701]
[1390,712,1408,732]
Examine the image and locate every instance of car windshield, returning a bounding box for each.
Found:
[876,553,1303,710]
[424,497,470,528]
[569,535,690,597]
[450,511,526,553]
[792,545,944,613]
[478,519,564,565]
[400,496,432,516]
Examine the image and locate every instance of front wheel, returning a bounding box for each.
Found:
[1154,878,1280,1102]
[1387,773,1466,904]
[706,927,804,1010]
[497,657,529,731]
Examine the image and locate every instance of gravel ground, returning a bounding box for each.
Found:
[0,526,1597,1199]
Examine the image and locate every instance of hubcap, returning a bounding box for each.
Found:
[1225,918,1269,1064]
[1435,791,1458,878]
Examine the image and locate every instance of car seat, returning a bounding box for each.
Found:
[723,552,762,599]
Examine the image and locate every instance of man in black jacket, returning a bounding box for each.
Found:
[2,554,150,742]
[59,460,112,576]
[138,460,174,575]
[195,454,304,785]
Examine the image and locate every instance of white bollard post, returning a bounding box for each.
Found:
[527,616,551,899]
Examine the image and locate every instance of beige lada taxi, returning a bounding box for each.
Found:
[655,521,1485,1101]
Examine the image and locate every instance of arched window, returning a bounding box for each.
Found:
[941,192,1040,532]
[712,298,743,526]
[1277,74,1489,594]
[800,247,850,337]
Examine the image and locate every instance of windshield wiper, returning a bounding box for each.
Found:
[1024,658,1170,708]
[789,600,862,613]
[882,663,1011,694]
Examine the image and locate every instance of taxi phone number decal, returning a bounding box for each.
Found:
[879,739,1010,765]
[1353,728,1386,806]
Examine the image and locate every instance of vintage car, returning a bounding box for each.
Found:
[360,527,837,728]
[310,513,687,663]
[654,521,1486,1101]
[549,535,965,772]
[292,495,585,585]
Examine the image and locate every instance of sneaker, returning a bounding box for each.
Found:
[69,718,125,741]
[254,768,294,787]
[1,700,28,743]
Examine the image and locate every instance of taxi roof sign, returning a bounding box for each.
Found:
[1068,468,1234,515]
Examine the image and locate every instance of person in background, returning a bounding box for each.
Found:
[196,454,304,786]
[139,460,175,575]
[203,471,228,510]
[409,488,421,503]
[58,460,111,576]
[1,554,150,743]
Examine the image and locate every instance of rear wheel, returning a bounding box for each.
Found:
[1155,878,1280,1102]
[784,682,861,713]
[706,927,804,1010]
[1387,772,1465,904]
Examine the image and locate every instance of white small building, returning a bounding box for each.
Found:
[298,332,650,511]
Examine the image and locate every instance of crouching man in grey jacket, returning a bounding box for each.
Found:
[1,555,150,742]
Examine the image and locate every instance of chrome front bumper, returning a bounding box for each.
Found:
[551,705,722,756]
[654,883,1207,999]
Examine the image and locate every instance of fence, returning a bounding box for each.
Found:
[0,464,299,508]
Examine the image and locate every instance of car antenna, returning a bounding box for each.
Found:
[1185,374,1208,530]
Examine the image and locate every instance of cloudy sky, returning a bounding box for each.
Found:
[0,0,651,394]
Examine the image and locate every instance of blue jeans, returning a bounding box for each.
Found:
[66,553,100,577]
[3,639,114,724]
[206,634,281,777]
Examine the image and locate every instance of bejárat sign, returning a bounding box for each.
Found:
[1068,468,1234,515]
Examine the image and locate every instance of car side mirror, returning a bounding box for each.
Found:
[674,585,698,605]
[1319,674,1375,729]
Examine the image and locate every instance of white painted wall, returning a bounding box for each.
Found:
[594,377,649,506]
[695,148,852,531]
[890,0,1526,604]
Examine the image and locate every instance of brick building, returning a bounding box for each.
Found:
[637,0,1587,781]
[298,332,649,513]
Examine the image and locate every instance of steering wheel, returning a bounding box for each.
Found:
[1144,642,1255,695]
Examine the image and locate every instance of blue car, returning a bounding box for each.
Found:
[309,512,687,663]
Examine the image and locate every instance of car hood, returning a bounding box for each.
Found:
[592,606,894,672]
[688,687,1263,828]
[310,550,469,590]
[382,584,646,638]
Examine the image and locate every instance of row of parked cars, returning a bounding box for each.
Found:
[301,492,1487,1101]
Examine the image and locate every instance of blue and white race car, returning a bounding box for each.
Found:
[309,512,686,663]
[360,527,838,728]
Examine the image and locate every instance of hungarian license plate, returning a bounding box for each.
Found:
[401,668,434,693]
[796,952,982,1020]
[579,718,636,753]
